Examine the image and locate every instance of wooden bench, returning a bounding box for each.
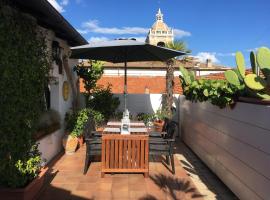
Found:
[101,134,149,177]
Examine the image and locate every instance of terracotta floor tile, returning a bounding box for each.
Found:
[38,143,206,200]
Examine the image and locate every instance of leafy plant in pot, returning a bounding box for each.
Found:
[62,111,78,154]
[153,108,168,132]
[71,108,94,147]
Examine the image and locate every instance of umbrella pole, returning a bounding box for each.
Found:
[124,61,127,111]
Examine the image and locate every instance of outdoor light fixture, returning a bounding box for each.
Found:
[52,40,63,74]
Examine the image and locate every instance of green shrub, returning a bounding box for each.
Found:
[0,4,49,188]
[65,111,78,133]
[180,66,239,108]
[71,108,91,138]
[70,108,105,137]
[87,85,120,120]
[137,113,155,124]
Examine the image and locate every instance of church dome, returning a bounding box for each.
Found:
[151,20,170,31]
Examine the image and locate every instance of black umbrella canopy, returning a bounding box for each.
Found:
[70,39,186,62]
[70,39,186,113]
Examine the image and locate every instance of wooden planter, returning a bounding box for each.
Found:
[153,120,164,132]
[0,167,48,200]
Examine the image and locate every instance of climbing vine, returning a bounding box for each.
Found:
[0,4,50,187]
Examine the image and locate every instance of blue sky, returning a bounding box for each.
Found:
[48,0,270,67]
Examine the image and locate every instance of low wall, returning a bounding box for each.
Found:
[37,128,64,165]
[114,93,179,116]
[180,96,270,200]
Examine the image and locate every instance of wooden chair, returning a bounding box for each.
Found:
[149,121,177,174]
[83,116,102,174]
[101,134,149,177]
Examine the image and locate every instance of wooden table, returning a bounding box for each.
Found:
[101,122,149,177]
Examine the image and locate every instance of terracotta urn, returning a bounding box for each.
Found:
[62,134,78,154]
[0,167,48,200]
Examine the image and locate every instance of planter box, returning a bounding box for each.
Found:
[179,96,270,200]
[0,167,48,200]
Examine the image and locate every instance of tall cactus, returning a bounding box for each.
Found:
[257,47,270,78]
[235,51,246,78]
[250,51,258,75]
[225,47,270,100]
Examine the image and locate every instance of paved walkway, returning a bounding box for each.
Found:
[174,142,238,200]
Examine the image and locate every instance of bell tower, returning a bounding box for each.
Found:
[146,8,174,46]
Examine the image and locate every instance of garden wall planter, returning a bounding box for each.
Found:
[179,95,270,200]
[0,167,48,200]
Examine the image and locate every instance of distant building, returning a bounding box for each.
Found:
[145,8,174,46]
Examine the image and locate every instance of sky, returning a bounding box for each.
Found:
[48,0,270,67]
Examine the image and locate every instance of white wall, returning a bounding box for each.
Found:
[180,96,270,200]
[37,28,79,164]
[104,68,224,77]
[37,129,63,164]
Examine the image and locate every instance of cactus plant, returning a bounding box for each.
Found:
[244,74,266,91]
[224,70,241,86]
[225,47,270,100]
[250,51,258,75]
[257,47,270,77]
[179,65,195,85]
[235,51,246,78]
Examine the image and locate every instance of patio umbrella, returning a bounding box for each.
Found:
[70,39,186,112]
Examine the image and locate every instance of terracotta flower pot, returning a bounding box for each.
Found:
[0,167,48,200]
[62,134,78,154]
[153,120,164,132]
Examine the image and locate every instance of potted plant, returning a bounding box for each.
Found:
[153,108,168,132]
[88,108,105,132]
[72,108,94,148]
[62,111,78,154]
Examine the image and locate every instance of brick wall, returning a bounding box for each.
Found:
[80,75,183,94]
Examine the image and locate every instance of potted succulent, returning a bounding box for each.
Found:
[62,111,78,154]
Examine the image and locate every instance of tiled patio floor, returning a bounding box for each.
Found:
[38,141,204,200]
[175,143,238,200]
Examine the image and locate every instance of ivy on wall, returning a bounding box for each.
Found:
[0,4,50,187]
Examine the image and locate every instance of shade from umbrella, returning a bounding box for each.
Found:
[70,39,186,111]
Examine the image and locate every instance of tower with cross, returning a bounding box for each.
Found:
[146,8,174,46]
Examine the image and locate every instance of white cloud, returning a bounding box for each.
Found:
[217,52,235,57]
[194,52,220,63]
[81,20,149,35]
[174,29,191,38]
[47,0,65,12]
[88,37,110,43]
[246,47,259,52]
[60,0,69,6]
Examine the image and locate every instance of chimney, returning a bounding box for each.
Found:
[206,59,212,68]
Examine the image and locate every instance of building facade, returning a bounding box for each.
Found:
[145,8,174,46]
